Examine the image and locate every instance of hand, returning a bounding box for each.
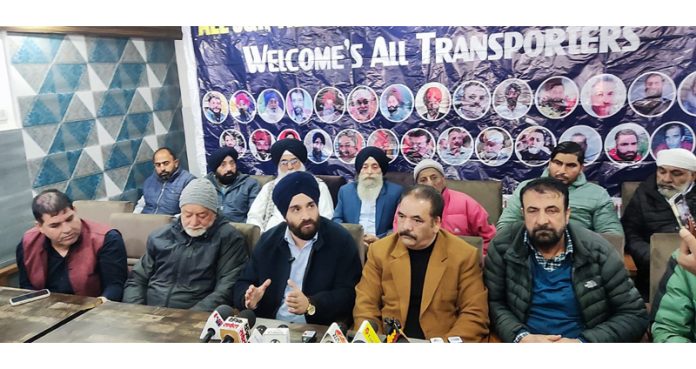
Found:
[363,234,379,248]
[677,228,696,276]
[555,338,581,343]
[285,279,309,315]
[245,278,271,310]
[96,296,109,305]
[519,334,562,343]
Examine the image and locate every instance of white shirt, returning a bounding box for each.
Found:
[359,199,377,235]
[275,227,317,324]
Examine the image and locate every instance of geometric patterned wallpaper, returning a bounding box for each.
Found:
[5,32,187,202]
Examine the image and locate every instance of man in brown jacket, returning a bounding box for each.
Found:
[353,185,489,341]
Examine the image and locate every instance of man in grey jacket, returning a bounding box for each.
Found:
[485,177,647,343]
[205,147,260,223]
[123,178,249,311]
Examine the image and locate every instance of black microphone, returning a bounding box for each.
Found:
[288,256,295,263]
[199,305,234,342]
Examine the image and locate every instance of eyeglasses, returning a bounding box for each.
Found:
[355,99,370,106]
[279,158,300,167]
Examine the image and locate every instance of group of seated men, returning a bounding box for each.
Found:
[14,137,696,342]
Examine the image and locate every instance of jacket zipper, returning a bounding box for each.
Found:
[163,236,192,307]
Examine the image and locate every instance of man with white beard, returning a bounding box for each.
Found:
[247,139,334,233]
[623,148,696,299]
[123,178,249,311]
[333,147,404,248]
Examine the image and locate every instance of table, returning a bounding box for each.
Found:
[0,287,99,343]
[37,300,330,343]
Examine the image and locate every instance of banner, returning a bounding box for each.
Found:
[192,26,696,195]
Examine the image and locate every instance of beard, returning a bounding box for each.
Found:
[618,150,637,161]
[158,170,172,181]
[277,164,306,180]
[184,226,207,238]
[528,225,565,252]
[527,145,541,154]
[657,181,690,200]
[215,170,237,185]
[357,174,383,202]
[288,217,319,241]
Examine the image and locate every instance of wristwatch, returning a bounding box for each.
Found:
[306,300,316,316]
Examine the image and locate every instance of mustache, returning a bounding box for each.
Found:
[399,231,416,240]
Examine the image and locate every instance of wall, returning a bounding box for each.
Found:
[0,30,186,267]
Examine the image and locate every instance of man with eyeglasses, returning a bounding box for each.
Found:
[405,129,433,163]
[247,139,334,232]
[350,88,377,123]
[205,147,261,223]
[337,132,359,162]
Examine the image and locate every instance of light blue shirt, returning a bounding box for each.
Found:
[275,226,317,323]
[359,199,377,235]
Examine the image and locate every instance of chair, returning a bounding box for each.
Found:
[599,233,624,257]
[250,175,275,188]
[340,223,365,266]
[315,175,347,206]
[649,233,680,303]
[383,172,414,188]
[446,180,503,225]
[230,222,261,255]
[74,200,135,225]
[109,213,174,267]
[621,181,641,216]
[459,235,483,263]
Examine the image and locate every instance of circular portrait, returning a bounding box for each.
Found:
[558,125,603,165]
[286,88,313,124]
[314,87,345,123]
[401,128,436,165]
[492,78,533,120]
[515,126,557,167]
[305,129,333,164]
[604,123,650,165]
[335,129,365,164]
[202,91,228,124]
[437,127,473,165]
[580,74,627,119]
[475,127,514,167]
[278,128,301,141]
[347,86,379,123]
[257,89,285,124]
[415,82,451,122]
[534,76,579,119]
[628,72,676,118]
[452,81,491,121]
[218,129,247,157]
[650,121,695,158]
[367,129,400,163]
[249,129,276,162]
[677,72,696,117]
[380,84,414,123]
[230,90,256,124]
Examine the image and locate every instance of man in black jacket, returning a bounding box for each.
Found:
[232,171,362,326]
[485,177,647,343]
[622,148,696,299]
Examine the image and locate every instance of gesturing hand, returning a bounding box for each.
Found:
[285,279,309,315]
[245,278,271,310]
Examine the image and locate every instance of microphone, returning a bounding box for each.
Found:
[249,325,267,343]
[263,324,290,343]
[220,309,256,343]
[320,322,349,343]
[199,305,234,342]
[351,320,381,343]
[384,317,410,343]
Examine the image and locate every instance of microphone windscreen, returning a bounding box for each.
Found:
[238,309,256,328]
[278,324,289,329]
[216,305,234,320]
[256,325,268,334]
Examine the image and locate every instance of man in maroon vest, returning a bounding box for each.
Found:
[16,189,128,301]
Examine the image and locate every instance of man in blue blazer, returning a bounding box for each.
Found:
[333,147,404,248]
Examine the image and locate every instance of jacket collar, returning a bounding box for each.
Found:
[388,230,449,321]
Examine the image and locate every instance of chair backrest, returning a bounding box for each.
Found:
[74,200,135,225]
[384,171,415,188]
[621,181,641,216]
[650,232,680,303]
[340,223,365,266]
[230,222,261,255]
[315,175,347,206]
[250,175,275,188]
[446,180,503,225]
[599,233,624,257]
[109,213,174,267]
